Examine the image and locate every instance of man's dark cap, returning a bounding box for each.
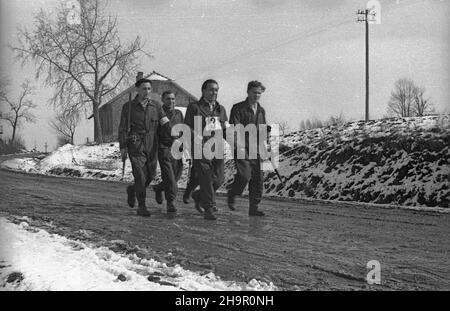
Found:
[135,78,153,88]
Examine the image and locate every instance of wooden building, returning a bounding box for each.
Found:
[97,71,197,142]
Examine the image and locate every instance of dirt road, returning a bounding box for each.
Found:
[0,166,449,290]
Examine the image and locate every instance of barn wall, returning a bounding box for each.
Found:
[152,81,195,108]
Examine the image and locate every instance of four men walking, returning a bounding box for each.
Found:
[119,78,273,219]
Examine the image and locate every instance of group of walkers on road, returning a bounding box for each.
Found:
[119,78,271,220]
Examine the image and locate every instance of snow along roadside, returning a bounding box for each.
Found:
[0,217,277,291]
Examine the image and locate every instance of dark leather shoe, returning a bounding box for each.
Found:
[249,210,265,217]
[192,191,204,213]
[204,208,217,220]
[153,186,163,204]
[182,191,191,204]
[167,201,177,213]
[137,207,151,217]
[127,185,135,208]
[227,191,236,211]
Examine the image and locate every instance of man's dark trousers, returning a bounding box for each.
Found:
[185,161,199,196]
[193,158,224,209]
[154,147,183,202]
[128,136,158,207]
[229,158,263,209]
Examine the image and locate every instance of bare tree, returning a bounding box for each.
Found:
[0,75,8,99]
[312,118,323,129]
[12,0,150,143]
[305,119,312,130]
[413,87,434,116]
[299,120,306,131]
[387,78,417,117]
[300,117,326,130]
[49,108,81,145]
[0,80,36,142]
[0,75,9,120]
[56,135,71,147]
[327,113,346,126]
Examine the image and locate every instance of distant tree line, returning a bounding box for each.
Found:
[298,113,346,131]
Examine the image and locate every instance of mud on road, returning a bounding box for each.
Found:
[0,168,449,290]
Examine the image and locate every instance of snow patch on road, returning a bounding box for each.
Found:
[1,157,38,172]
[0,217,277,291]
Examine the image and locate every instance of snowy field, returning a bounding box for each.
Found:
[1,115,449,209]
[0,216,276,291]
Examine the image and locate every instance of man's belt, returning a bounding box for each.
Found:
[128,131,151,144]
[129,130,152,136]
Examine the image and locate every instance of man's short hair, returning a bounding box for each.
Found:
[161,90,175,100]
[135,78,152,88]
[247,80,266,92]
[201,79,218,92]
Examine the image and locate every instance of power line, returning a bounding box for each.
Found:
[172,0,426,82]
[174,19,353,82]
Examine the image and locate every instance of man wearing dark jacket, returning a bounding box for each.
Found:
[118,78,169,217]
[227,81,269,216]
[184,79,228,220]
[153,91,184,213]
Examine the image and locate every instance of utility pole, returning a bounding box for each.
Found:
[357,9,371,122]
[44,142,48,153]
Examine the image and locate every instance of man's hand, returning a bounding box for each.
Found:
[120,148,128,161]
[260,141,272,161]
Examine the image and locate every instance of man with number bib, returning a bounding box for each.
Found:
[118,78,169,217]
[184,79,228,220]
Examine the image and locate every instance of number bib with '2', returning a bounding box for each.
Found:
[205,116,222,132]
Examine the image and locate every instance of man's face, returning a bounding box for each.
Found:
[202,83,219,103]
[137,82,152,99]
[162,93,176,110]
[247,87,263,103]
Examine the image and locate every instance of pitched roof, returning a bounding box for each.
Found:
[88,71,197,119]
[147,71,170,81]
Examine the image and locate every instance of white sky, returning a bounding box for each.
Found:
[0,0,449,150]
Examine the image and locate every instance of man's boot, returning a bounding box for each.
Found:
[166,200,177,213]
[227,190,236,211]
[127,185,136,208]
[204,207,217,220]
[249,205,265,217]
[153,185,163,205]
[182,190,191,204]
[136,193,151,217]
[192,190,204,213]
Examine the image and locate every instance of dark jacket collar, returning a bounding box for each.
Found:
[162,104,173,114]
[199,97,221,113]
[132,95,155,109]
[244,98,261,113]
[162,105,178,118]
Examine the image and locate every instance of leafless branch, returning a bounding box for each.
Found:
[11,0,151,143]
